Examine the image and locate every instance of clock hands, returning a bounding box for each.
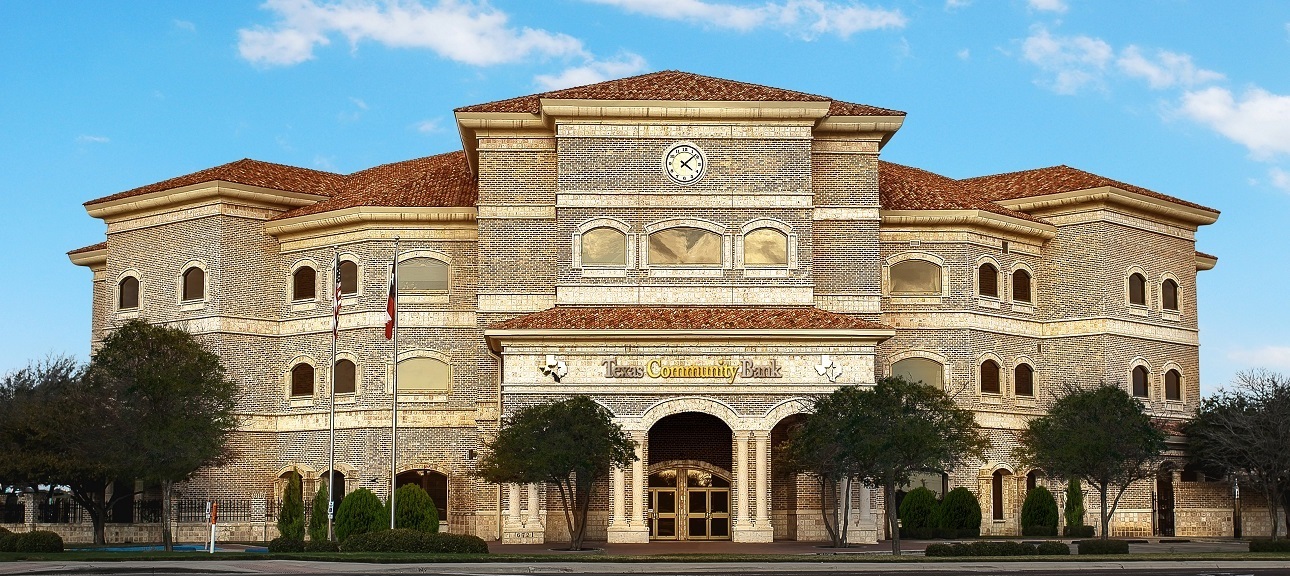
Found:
[679,155,695,170]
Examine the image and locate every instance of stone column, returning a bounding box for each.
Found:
[735,431,749,527]
[610,467,625,527]
[755,432,770,527]
[610,430,649,543]
[525,484,541,527]
[732,430,773,542]
[501,483,542,543]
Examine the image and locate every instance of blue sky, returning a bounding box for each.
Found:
[2,0,1287,395]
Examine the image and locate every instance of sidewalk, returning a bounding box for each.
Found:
[486,537,1252,555]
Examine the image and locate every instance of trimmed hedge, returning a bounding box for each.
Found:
[1020,486,1059,537]
[339,528,488,554]
[303,539,339,552]
[938,487,981,536]
[267,537,305,553]
[1035,541,1072,555]
[924,541,1039,556]
[899,487,939,539]
[1063,525,1095,538]
[335,488,385,542]
[1250,539,1290,553]
[1077,538,1130,555]
[0,527,13,553]
[12,530,64,553]
[386,484,439,533]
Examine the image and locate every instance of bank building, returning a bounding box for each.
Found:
[61,71,1257,544]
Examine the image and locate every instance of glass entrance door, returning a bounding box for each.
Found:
[647,468,731,541]
[685,488,731,540]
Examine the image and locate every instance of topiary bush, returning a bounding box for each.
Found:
[898,487,940,539]
[1063,525,1095,538]
[1035,541,1072,555]
[924,541,1037,556]
[1250,539,1290,553]
[13,530,64,553]
[303,539,338,552]
[308,477,330,543]
[1020,486,1059,537]
[386,484,439,533]
[277,473,304,541]
[335,488,385,542]
[1064,479,1085,531]
[267,536,305,553]
[937,487,982,538]
[1077,539,1130,555]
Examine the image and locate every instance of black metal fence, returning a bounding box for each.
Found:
[5,497,277,525]
[0,502,22,523]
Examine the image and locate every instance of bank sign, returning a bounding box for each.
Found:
[602,359,783,384]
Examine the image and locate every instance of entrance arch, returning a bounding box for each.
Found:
[396,469,449,527]
[647,413,733,541]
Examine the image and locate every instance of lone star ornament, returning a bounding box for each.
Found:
[815,354,844,383]
[541,354,568,382]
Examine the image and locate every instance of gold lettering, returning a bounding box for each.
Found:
[647,359,662,378]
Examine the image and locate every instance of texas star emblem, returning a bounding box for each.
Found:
[541,354,569,382]
[815,354,843,383]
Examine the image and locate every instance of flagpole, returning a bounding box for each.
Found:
[327,248,338,542]
[390,237,400,529]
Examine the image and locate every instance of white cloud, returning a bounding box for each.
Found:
[1020,26,1112,94]
[75,135,110,144]
[945,0,971,9]
[238,0,586,67]
[1228,345,1290,371]
[1027,0,1067,13]
[534,53,649,90]
[1178,86,1290,159]
[173,19,196,32]
[956,48,970,60]
[1116,45,1223,90]
[1270,168,1290,193]
[349,97,368,110]
[584,0,906,38]
[412,118,444,133]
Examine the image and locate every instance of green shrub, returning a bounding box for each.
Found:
[308,478,330,542]
[1064,480,1085,530]
[1021,486,1059,536]
[1250,539,1290,553]
[386,484,439,533]
[425,532,489,554]
[267,536,304,553]
[1077,539,1130,554]
[899,487,939,538]
[924,541,1037,556]
[338,528,489,554]
[303,538,339,552]
[1035,541,1071,555]
[13,530,63,553]
[1063,525,1095,538]
[0,530,16,552]
[277,473,304,541]
[938,487,981,535]
[335,488,385,542]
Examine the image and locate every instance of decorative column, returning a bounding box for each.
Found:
[501,483,542,543]
[742,431,774,542]
[610,468,625,526]
[525,484,541,527]
[733,431,763,541]
[610,430,649,543]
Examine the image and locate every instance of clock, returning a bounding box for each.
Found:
[663,142,706,185]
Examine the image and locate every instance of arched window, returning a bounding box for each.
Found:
[118,276,139,310]
[290,363,314,397]
[992,469,1008,521]
[181,267,205,301]
[649,227,722,266]
[1165,369,1182,401]
[1015,363,1034,397]
[892,357,944,389]
[1129,273,1147,306]
[581,227,628,267]
[398,258,448,292]
[397,357,451,393]
[339,260,358,295]
[334,359,356,395]
[890,260,942,295]
[1012,269,1032,303]
[1161,279,1179,311]
[292,266,316,301]
[1132,365,1150,398]
[1026,470,1043,491]
[980,360,1001,394]
[744,228,788,266]
[978,263,999,298]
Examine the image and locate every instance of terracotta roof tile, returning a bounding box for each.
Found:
[488,306,891,331]
[456,70,904,117]
[878,161,1038,221]
[67,241,106,255]
[85,159,343,206]
[273,151,477,220]
[962,165,1218,213]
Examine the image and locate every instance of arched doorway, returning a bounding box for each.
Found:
[770,414,806,540]
[647,413,732,541]
[397,469,448,526]
[1156,464,1175,537]
[320,470,346,518]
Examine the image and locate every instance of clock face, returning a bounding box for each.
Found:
[664,143,706,185]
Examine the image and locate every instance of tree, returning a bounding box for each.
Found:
[335,488,384,541]
[278,472,304,541]
[1064,479,1086,533]
[475,395,636,551]
[780,377,987,553]
[1185,369,1290,540]
[1016,385,1165,540]
[385,484,439,533]
[87,319,240,551]
[777,386,864,547]
[1020,486,1059,536]
[0,356,138,545]
[308,477,329,542]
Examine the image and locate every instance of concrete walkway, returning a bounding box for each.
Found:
[486,537,1251,555]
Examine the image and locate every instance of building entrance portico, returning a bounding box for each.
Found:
[647,467,731,540]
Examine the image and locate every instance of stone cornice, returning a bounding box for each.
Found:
[484,327,895,354]
[264,206,478,242]
[67,247,107,270]
[992,186,1220,228]
[85,181,326,223]
[1196,252,1218,271]
[880,209,1058,241]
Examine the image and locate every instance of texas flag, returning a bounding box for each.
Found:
[384,261,396,340]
